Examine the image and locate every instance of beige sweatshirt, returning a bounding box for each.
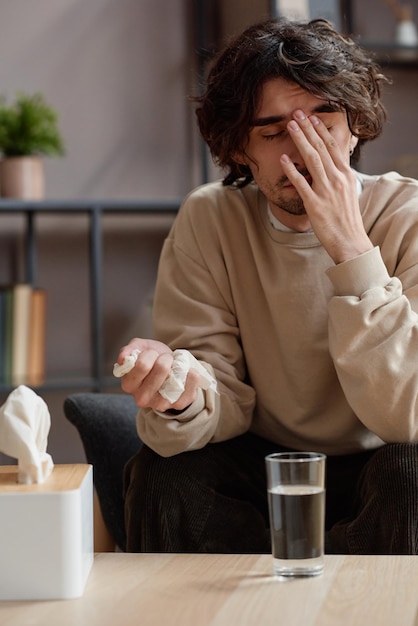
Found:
[138,171,418,457]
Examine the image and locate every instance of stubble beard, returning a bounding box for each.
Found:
[272,193,306,216]
[266,173,309,216]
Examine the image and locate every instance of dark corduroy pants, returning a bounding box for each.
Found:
[123,432,418,554]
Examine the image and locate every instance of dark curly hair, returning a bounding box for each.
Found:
[194,18,389,187]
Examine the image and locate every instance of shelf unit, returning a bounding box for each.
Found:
[0,199,180,394]
[359,41,418,67]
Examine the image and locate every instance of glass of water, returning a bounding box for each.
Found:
[265,452,326,577]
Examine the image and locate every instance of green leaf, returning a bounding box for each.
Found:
[0,92,65,157]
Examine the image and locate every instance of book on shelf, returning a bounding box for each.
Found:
[11,283,33,386]
[0,283,47,387]
[0,286,14,386]
[0,289,7,384]
[27,288,47,387]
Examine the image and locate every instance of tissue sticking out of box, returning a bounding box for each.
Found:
[0,385,54,484]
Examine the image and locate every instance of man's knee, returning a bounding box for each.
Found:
[363,443,418,506]
[369,442,418,477]
[125,445,181,498]
[327,443,418,555]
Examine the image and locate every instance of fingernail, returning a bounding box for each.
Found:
[288,120,299,131]
[310,115,320,125]
[293,110,306,121]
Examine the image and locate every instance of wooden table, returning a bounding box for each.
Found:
[1,553,418,625]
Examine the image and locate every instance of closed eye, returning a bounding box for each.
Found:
[262,123,333,142]
[262,130,286,141]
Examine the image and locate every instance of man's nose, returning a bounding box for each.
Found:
[283,138,303,168]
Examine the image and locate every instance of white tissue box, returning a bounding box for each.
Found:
[0,463,93,600]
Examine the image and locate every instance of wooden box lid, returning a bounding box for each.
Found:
[0,464,91,494]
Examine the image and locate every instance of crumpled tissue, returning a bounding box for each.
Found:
[113,348,217,403]
[0,385,54,484]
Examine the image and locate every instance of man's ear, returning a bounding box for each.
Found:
[350,135,359,153]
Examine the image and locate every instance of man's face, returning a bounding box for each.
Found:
[237,77,355,231]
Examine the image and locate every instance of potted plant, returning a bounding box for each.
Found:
[0,92,65,199]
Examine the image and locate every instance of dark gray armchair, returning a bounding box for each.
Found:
[63,392,142,551]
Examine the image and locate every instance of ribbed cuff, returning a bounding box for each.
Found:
[155,387,206,422]
[326,247,391,297]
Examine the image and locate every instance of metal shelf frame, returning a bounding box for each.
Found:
[0,199,180,393]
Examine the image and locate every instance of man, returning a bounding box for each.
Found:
[117,18,418,554]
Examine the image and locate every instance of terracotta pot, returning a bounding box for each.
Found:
[0,156,45,199]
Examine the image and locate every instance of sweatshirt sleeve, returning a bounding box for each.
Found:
[135,195,256,457]
[327,246,418,442]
